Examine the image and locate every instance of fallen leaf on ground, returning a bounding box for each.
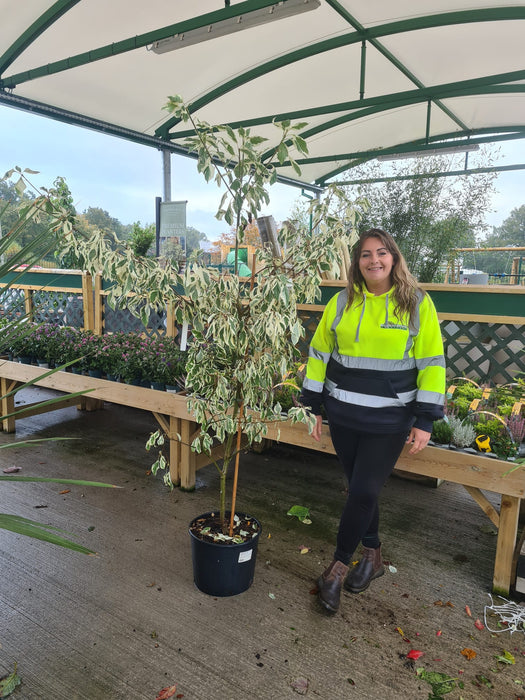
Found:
[474,619,484,630]
[156,686,177,700]
[475,674,493,688]
[461,648,477,660]
[416,668,456,696]
[291,677,309,695]
[299,545,310,554]
[494,650,515,665]
[59,489,71,495]
[406,649,424,660]
[436,630,442,636]
[0,663,21,697]
[465,605,472,617]
[394,626,404,637]
[479,524,497,535]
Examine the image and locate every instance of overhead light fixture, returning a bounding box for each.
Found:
[149,0,321,53]
[376,144,480,161]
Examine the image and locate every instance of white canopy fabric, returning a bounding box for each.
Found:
[1,1,524,190]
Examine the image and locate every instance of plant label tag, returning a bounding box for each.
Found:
[238,549,253,563]
[180,321,189,351]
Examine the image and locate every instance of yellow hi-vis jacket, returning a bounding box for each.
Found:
[301,286,446,433]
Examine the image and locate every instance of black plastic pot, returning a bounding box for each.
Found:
[189,512,261,597]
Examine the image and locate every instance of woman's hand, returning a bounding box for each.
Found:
[311,414,323,442]
[406,427,431,455]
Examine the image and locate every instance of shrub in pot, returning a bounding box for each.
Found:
[57,97,364,595]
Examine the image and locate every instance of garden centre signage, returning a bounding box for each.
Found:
[159,201,187,256]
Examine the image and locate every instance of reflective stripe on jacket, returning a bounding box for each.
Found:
[302,286,446,433]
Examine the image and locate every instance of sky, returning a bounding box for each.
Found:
[1,103,524,242]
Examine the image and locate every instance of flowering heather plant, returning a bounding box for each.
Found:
[139,336,186,386]
[506,414,525,445]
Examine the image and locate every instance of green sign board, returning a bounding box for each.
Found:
[160,201,187,255]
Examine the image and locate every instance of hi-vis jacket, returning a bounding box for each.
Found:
[301,286,446,434]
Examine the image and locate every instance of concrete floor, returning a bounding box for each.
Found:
[1,388,524,699]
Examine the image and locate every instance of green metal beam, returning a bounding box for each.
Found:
[0,90,322,194]
[359,40,366,100]
[156,6,525,136]
[0,0,81,76]
[330,163,525,186]
[0,0,285,89]
[323,0,469,130]
[171,79,525,140]
[295,129,525,184]
[297,85,525,143]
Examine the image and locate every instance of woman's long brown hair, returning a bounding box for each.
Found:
[346,228,421,323]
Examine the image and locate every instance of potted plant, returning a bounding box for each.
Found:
[429,377,525,461]
[141,337,186,391]
[56,97,364,596]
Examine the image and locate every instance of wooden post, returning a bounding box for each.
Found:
[81,271,94,331]
[169,416,181,486]
[493,494,521,595]
[94,272,103,336]
[24,288,33,320]
[0,376,17,432]
[166,301,177,339]
[179,418,197,490]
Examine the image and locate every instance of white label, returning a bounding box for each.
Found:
[238,549,253,563]
[180,321,189,351]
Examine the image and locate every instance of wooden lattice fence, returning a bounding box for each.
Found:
[1,270,523,384]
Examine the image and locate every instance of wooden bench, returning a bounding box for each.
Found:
[1,359,523,596]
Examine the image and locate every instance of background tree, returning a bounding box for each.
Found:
[0,174,44,250]
[335,150,497,281]
[82,207,130,240]
[463,204,525,277]
[185,226,208,256]
[129,221,155,257]
[163,238,184,264]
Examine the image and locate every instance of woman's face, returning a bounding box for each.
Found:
[358,237,394,293]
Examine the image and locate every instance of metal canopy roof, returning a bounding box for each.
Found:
[1,1,524,190]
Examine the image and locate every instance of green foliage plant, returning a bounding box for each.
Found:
[447,415,476,448]
[129,221,155,257]
[55,97,366,537]
[0,167,118,552]
[431,419,452,445]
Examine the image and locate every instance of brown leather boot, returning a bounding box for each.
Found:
[317,560,349,613]
[344,546,384,593]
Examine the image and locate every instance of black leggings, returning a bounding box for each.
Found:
[328,422,408,565]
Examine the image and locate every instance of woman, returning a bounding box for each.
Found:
[301,228,446,613]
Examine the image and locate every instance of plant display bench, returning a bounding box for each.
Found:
[1,360,523,595]
[183,416,525,597]
[0,360,198,487]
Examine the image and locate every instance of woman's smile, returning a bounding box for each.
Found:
[359,237,394,293]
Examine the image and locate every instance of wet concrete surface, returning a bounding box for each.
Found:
[1,388,524,699]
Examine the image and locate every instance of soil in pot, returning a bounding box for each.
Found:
[189,511,261,597]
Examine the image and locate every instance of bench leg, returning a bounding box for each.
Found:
[1,377,17,432]
[168,416,181,487]
[493,495,520,595]
[179,419,197,491]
